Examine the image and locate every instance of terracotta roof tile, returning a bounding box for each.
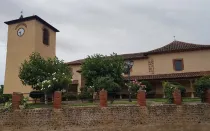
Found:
[124,71,210,80]
[146,41,210,54]
[67,41,210,65]
[66,59,84,65]
[66,53,147,65]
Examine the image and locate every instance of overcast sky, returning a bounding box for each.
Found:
[0,0,210,85]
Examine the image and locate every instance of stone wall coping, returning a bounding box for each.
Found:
[7,103,209,111]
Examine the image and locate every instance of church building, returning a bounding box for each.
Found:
[67,41,210,98]
[3,15,210,98]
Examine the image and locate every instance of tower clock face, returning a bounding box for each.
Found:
[17,28,25,37]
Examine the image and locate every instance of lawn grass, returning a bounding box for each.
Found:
[28,103,53,109]
[147,98,166,102]
[112,100,137,104]
[27,98,202,108]
[70,102,97,107]
[182,98,201,102]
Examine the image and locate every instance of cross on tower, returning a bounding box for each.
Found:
[19,10,23,19]
[173,36,176,41]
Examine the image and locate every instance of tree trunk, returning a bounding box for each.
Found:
[45,93,48,104]
[129,93,132,102]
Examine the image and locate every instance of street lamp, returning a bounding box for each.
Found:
[124,60,134,102]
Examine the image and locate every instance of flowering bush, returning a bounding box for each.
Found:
[162,81,186,104]
[36,72,72,93]
[19,52,72,93]
[125,79,151,93]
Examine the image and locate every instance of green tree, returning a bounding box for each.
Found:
[19,52,72,104]
[81,53,124,91]
[194,76,210,102]
[93,76,120,92]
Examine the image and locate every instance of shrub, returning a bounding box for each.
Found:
[20,97,29,109]
[194,76,210,102]
[29,91,44,103]
[78,87,93,102]
[171,82,186,97]
[125,80,152,93]
[93,76,121,103]
[162,81,186,104]
[0,85,12,104]
[63,93,78,101]
[0,94,12,104]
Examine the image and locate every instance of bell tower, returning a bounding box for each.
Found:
[3,15,59,94]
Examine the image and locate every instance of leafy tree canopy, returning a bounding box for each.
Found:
[194,76,210,102]
[19,52,72,92]
[81,53,124,91]
[92,76,120,92]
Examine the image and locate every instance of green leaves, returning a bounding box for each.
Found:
[93,76,120,92]
[194,76,210,102]
[81,53,124,91]
[19,52,72,92]
[162,81,186,104]
[19,52,47,89]
[125,80,152,93]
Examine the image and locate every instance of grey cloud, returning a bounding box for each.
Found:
[1,0,210,84]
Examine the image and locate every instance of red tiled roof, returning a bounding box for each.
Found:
[66,53,147,65]
[120,53,147,59]
[146,41,210,54]
[67,41,210,65]
[124,71,210,80]
[66,59,84,65]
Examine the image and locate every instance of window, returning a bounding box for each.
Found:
[43,28,49,45]
[173,59,184,71]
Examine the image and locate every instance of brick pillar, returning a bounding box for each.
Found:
[137,90,146,106]
[205,89,210,104]
[173,89,182,105]
[99,89,107,107]
[53,91,62,109]
[12,92,23,110]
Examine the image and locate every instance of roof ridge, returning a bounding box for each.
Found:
[146,40,210,54]
[67,41,210,65]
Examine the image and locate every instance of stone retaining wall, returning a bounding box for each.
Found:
[0,104,210,131]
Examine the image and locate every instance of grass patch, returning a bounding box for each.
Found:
[69,103,97,107]
[183,98,200,102]
[147,98,201,103]
[111,100,137,104]
[147,98,166,102]
[28,103,53,109]
[26,98,201,108]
